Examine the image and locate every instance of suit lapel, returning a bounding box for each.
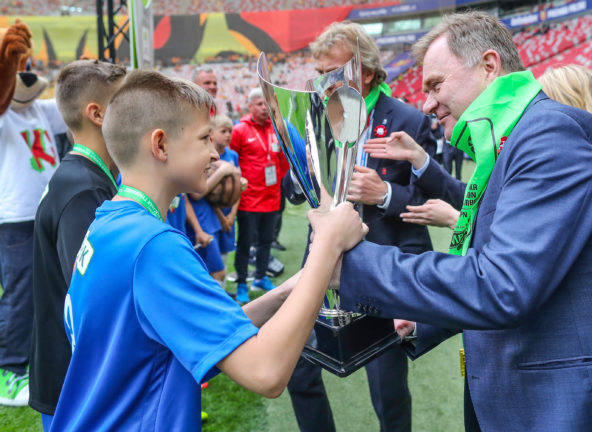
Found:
[367,93,393,171]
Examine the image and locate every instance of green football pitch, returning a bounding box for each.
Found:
[0,161,473,431]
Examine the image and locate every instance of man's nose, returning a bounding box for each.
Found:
[422,94,437,115]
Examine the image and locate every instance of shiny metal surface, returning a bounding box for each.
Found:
[257,45,367,315]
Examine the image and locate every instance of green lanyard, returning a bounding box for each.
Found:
[72,143,118,190]
[117,185,164,222]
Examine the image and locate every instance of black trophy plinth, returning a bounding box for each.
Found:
[301,314,401,377]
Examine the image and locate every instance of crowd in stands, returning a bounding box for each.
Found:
[0,0,381,15]
[164,52,316,119]
[391,13,592,109]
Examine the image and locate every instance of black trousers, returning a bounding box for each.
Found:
[365,345,411,432]
[235,210,277,283]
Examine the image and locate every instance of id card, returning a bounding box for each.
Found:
[265,164,277,186]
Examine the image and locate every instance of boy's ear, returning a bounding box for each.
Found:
[85,102,104,127]
[150,129,168,162]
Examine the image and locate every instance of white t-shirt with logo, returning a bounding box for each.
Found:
[0,101,60,223]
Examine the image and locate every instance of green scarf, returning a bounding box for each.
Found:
[448,71,541,256]
[365,82,392,118]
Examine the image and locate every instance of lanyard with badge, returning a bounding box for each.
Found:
[252,124,278,186]
[71,143,118,190]
[117,185,164,222]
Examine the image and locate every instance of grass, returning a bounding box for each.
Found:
[0,161,474,431]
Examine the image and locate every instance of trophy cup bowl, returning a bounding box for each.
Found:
[257,50,400,377]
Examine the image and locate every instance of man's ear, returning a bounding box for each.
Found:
[150,129,168,162]
[362,68,375,86]
[85,102,104,127]
[481,50,503,83]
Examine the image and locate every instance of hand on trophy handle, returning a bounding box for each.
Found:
[307,201,368,253]
[346,165,388,205]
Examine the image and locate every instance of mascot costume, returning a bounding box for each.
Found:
[0,19,67,407]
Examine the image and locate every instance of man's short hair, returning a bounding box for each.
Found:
[56,59,126,132]
[211,114,233,130]
[412,11,524,73]
[310,20,387,88]
[247,87,263,104]
[192,66,215,82]
[103,70,214,168]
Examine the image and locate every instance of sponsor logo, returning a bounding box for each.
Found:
[20,128,57,172]
[75,231,94,275]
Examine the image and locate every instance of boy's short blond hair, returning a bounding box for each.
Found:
[103,70,214,168]
[56,59,126,132]
[211,114,233,130]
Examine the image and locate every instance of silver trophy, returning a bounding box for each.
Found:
[257,45,399,377]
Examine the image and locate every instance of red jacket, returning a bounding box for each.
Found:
[230,115,289,212]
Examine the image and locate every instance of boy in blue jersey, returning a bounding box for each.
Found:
[186,158,236,283]
[211,114,243,287]
[52,70,367,431]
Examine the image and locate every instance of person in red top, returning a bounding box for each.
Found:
[230,87,289,303]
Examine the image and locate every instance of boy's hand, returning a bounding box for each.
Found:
[211,160,235,177]
[307,202,368,253]
[364,131,427,169]
[219,215,232,232]
[224,214,235,231]
[195,230,213,248]
[239,177,248,191]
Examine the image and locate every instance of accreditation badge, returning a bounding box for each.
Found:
[265,163,277,186]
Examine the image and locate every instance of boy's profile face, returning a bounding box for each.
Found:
[168,108,219,194]
[211,125,232,153]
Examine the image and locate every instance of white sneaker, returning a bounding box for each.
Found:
[0,368,29,407]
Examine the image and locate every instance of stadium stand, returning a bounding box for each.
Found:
[163,52,317,118]
[391,13,592,109]
[0,0,381,15]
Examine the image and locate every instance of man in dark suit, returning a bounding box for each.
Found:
[286,21,435,432]
[333,11,592,431]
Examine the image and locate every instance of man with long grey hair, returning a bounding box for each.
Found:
[286,20,436,432]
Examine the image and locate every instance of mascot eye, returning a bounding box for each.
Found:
[26,58,32,72]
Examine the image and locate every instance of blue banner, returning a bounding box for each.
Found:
[375,31,426,47]
[384,51,416,82]
[348,0,455,20]
[501,0,591,28]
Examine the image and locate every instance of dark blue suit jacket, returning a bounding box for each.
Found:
[363,93,436,252]
[339,93,592,430]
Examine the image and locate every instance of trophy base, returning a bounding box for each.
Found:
[302,314,401,377]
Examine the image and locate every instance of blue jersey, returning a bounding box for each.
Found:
[53,200,258,431]
[166,193,187,233]
[217,148,239,253]
[186,196,221,244]
[219,148,239,217]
